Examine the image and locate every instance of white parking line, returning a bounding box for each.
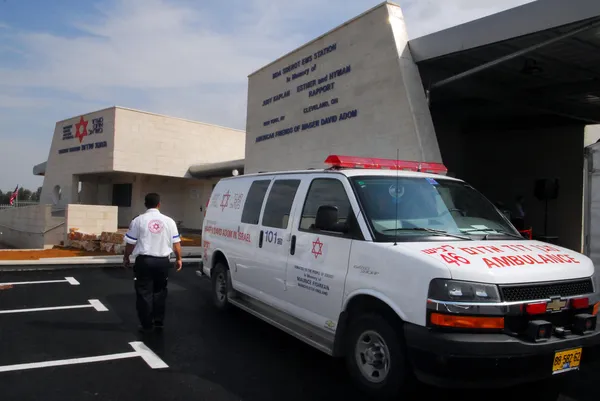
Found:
[0,299,108,314]
[0,342,168,373]
[0,277,80,286]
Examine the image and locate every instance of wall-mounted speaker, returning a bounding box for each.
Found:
[534,178,559,201]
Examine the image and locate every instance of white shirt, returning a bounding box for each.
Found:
[125,209,181,257]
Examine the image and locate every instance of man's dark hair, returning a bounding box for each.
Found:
[145,193,160,209]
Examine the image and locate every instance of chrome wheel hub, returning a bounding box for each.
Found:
[355,330,390,383]
[215,272,227,302]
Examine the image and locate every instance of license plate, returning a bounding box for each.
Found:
[552,348,582,374]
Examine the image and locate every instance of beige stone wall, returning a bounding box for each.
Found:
[134,175,217,230]
[65,204,118,241]
[0,205,65,249]
[245,3,441,173]
[39,107,244,217]
[113,108,246,177]
[40,108,116,207]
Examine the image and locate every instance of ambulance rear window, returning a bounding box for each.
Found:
[241,180,271,225]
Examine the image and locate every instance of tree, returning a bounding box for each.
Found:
[17,187,32,202]
[30,187,42,202]
[0,187,41,204]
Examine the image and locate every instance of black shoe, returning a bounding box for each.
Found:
[153,321,164,330]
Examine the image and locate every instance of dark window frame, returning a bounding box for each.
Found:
[111,183,132,207]
[260,179,301,229]
[298,177,363,240]
[241,180,271,225]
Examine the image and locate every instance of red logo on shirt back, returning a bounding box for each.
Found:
[148,220,164,233]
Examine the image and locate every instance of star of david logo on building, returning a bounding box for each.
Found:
[75,116,89,143]
[311,237,324,259]
[220,190,231,211]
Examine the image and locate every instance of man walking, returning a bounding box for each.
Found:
[123,193,183,333]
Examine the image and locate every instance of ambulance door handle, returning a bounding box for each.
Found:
[290,235,296,255]
[259,230,264,248]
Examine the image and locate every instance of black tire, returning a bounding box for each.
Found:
[345,313,413,400]
[211,262,231,311]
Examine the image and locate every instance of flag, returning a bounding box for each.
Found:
[9,185,18,206]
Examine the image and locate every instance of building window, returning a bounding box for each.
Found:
[52,185,62,205]
[261,179,301,229]
[300,178,351,233]
[112,183,132,207]
[241,180,270,225]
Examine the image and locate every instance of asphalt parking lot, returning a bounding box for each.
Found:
[0,266,597,401]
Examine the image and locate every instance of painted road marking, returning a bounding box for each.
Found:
[0,277,80,286]
[0,299,108,314]
[0,342,168,373]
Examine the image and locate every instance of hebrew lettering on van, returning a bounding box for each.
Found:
[421,243,582,269]
[231,193,244,210]
[210,193,221,208]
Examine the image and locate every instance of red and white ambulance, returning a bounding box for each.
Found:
[200,154,600,399]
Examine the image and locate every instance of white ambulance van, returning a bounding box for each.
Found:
[200,154,600,399]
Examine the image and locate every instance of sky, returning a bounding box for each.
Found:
[0,0,535,192]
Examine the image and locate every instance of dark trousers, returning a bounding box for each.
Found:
[134,255,170,329]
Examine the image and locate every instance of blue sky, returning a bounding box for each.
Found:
[0,0,533,192]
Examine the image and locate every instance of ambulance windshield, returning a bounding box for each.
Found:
[351,176,520,242]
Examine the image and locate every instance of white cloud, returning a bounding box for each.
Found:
[0,0,537,189]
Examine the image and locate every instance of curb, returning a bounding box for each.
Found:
[0,258,202,272]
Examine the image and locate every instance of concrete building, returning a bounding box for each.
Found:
[245,2,440,173]
[33,106,245,231]
[7,0,600,255]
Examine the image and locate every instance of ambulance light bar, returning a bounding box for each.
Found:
[324,155,448,175]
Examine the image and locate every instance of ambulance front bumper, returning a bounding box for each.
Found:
[404,322,600,388]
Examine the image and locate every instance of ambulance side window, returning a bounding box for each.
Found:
[261,180,301,229]
[241,180,271,225]
[299,178,352,234]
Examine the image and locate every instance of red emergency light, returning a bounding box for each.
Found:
[324,155,448,175]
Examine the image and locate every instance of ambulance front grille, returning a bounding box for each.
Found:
[500,279,594,302]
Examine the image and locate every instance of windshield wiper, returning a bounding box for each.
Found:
[461,228,524,240]
[382,227,473,240]
[482,231,524,240]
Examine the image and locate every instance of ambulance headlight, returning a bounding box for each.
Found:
[428,279,501,303]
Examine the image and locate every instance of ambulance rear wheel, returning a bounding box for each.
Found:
[345,314,411,400]
[211,262,231,311]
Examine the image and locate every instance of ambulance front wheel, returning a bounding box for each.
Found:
[345,313,412,400]
[211,262,231,311]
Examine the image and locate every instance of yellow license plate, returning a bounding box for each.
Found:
[552,348,582,374]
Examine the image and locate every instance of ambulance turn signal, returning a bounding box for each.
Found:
[429,313,504,329]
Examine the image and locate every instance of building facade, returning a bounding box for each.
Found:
[244,2,441,174]
[35,107,245,230]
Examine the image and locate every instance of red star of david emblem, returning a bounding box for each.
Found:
[148,219,163,233]
[220,190,231,211]
[311,237,324,259]
[74,116,89,143]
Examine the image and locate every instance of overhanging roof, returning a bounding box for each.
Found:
[33,161,46,176]
[412,0,600,128]
[188,159,245,179]
[409,0,600,63]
